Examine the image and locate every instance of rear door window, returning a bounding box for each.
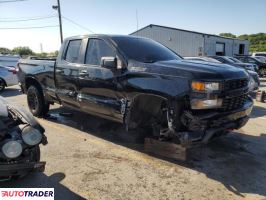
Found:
[85,39,115,65]
[65,39,82,63]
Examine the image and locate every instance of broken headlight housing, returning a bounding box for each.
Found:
[191,81,223,109]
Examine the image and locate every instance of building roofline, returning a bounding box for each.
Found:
[130,24,247,41]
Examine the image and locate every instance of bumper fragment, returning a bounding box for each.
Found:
[0,161,46,177]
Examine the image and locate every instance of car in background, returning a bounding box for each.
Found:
[0,54,20,69]
[253,56,266,63]
[185,56,259,92]
[235,55,266,76]
[0,65,18,92]
[184,56,221,63]
[211,56,256,71]
[227,56,259,73]
[211,56,260,91]
[252,52,266,58]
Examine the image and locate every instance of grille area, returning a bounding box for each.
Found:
[224,79,248,91]
[222,93,249,111]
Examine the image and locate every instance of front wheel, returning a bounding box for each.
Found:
[0,78,6,92]
[27,85,50,117]
[259,68,266,77]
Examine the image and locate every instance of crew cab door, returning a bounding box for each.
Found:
[55,39,82,108]
[77,38,123,122]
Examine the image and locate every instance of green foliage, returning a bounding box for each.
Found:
[220,33,266,52]
[219,33,236,38]
[34,51,58,58]
[1,46,58,58]
[12,46,33,56]
[0,47,12,54]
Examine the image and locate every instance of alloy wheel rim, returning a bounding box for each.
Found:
[28,92,39,111]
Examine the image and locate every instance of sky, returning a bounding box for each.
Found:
[0,0,266,53]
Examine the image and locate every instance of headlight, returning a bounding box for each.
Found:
[191,99,223,109]
[191,81,220,91]
[2,141,22,159]
[22,126,42,146]
[248,76,256,91]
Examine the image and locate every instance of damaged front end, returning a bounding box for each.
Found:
[0,97,47,180]
[159,79,253,146]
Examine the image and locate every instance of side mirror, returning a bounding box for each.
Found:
[101,57,117,69]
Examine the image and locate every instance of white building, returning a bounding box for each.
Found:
[130,24,249,57]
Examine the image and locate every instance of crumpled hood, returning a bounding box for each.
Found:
[128,59,249,81]
[0,97,43,131]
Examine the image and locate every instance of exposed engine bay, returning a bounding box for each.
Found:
[0,97,47,180]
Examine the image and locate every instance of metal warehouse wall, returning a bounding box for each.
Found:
[204,36,234,56]
[233,40,249,55]
[131,26,204,57]
[204,35,249,56]
[131,25,250,57]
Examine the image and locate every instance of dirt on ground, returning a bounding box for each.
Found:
[0,79,266,200]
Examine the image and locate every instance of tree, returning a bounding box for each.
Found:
[219,33,266,52]
[12,46,33,56]
[219,33,237,38]
[0,47,11,54]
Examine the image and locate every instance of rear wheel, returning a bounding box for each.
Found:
[0,78,6,92]
[27,85,50,117]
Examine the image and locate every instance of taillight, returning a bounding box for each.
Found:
[7,67,17,74]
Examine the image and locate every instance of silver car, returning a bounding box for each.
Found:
[0,65,18,92]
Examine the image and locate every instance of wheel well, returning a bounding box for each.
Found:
[25,77,42,92]
[127,94,186,130]
[0,78,7,86]
[127,94,167,129]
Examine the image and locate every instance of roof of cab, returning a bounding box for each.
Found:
[64,34,148,41]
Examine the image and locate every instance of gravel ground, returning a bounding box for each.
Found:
[0,78,266,200]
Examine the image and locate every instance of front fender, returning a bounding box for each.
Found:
[125,74,190,99]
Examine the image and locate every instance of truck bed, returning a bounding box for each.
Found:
[18,58,56,100]
[19,58,55,67]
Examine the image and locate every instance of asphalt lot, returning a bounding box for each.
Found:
[0,79,266,200]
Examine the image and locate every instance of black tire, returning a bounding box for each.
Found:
[259,68,266,77]
[27,85,50,117]
[0,78,6,92]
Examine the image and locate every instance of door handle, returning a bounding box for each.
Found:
[79,70,88,77]
[56,69,63,73]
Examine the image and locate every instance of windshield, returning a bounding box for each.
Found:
[112,37,181,63]
[255,56,266,63]
[228,57,241,63]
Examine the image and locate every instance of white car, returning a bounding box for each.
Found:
[252,52,266,57]
[0,65,18,92]
[0,54,20,68]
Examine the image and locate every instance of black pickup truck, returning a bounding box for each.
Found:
[17,35,253,146]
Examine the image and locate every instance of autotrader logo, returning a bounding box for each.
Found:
[0,188,54,200]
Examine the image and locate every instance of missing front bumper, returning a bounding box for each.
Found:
[179,98,253,146]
